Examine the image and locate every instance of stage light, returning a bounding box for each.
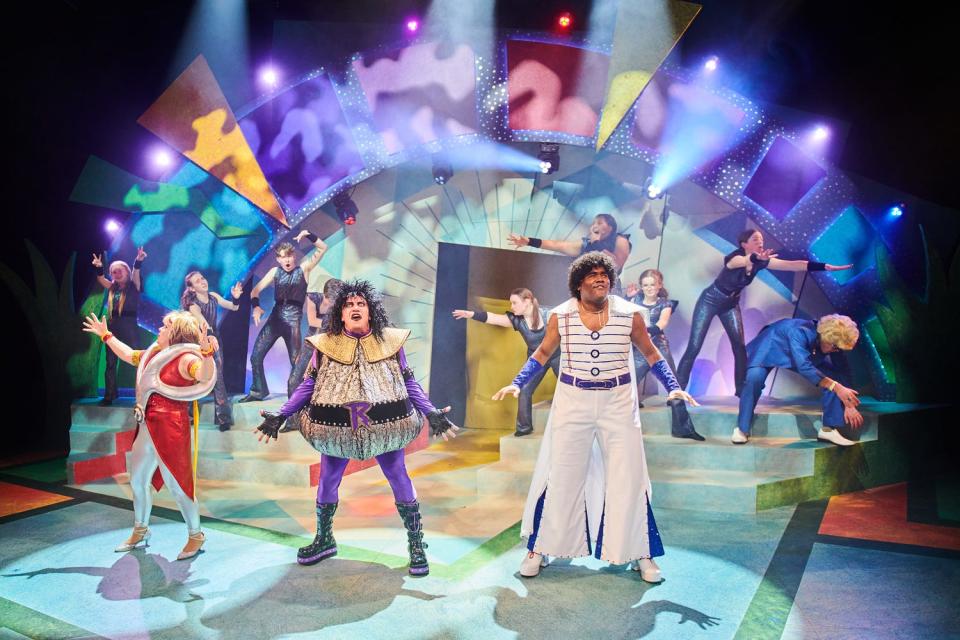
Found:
[432,156,454,185]
[889,203,905,218]
[812,125,830,141]
[150,148,173,170]
[104,219,121,235]
[704,56,719,72]
[644,176,665,200]
[557,12,573,29]
[406,18,420,33]
[537,143,559,175]
[332,191,358,226]
[259,65,280,89]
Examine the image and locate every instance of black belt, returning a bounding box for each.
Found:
[308,398,413,427]
[559,372,631,390]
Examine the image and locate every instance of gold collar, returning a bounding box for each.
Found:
[305,327,411,364]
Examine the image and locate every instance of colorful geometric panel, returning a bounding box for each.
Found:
[862,316,896,383]
[110,210,268,313]
[819,483,960,551]
[137,55,288,227]
[239,75,364,213]
[809,205,878,285]
[0,481,71,518]
[743,136,827,220]
[70,157,260,239]
[353,42,479,155]
[506,40,610,137]
[596,0,701,149]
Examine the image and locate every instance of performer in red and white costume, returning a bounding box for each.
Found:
[83,310,217,560]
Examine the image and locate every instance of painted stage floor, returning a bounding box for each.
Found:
[1,437,958,639]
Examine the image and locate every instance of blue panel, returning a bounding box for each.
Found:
[809,206,878,285]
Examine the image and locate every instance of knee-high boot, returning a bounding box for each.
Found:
[298,502,338,565]
[396,500,429,576]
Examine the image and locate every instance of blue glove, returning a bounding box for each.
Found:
[650,359,680,393]
[512,357,544,389]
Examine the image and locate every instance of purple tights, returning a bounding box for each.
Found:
[316,449,415,504]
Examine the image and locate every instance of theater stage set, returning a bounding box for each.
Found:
[1,2,958,639]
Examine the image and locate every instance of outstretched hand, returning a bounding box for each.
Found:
[754,248,778,261]
[492,385,521,401]
[625,283,639,298]
[82,313,109,339]
[91,253,103,268]
[826,263,854,271]
[667,389,700,407]
[293,230,311,243]
[451,309,473,320]
[427,406,460,441]
[230,281,243,299]
[136,246,148,262]
[506,233,528,249]
[252,306,264,326]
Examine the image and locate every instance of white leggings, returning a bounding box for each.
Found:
[128,424,200,534]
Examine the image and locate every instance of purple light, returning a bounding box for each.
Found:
[259,65,280,88]
[151,148,173,169]
[105,219,121,234]
[812,124,830,141]
[406,19,419,33]
[704,56,719,72]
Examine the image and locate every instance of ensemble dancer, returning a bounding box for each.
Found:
[83,311,218,560]
[507,213,632,276]
[254,280,459,576]
[675,229,852,395]
[182,272,243,430]
[734,314,863,445]
[492,252,698,582]
[92,246,147,405]
[452,287,561,437]
[626,270,704,441]
[280,277,343,433]
[240,231,328,402]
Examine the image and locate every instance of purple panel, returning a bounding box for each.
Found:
[353,42,478,154]
[743,137,826,220]
[240,75,364,213]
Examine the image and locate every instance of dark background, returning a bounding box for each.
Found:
[2,0,955,456]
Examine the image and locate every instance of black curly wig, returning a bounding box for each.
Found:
[328,279,391,340]
[567,251,617,299]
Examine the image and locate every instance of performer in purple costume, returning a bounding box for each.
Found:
[254,280,459,576]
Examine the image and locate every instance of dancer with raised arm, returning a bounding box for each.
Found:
[240,231,327,402]
[182,272,242,430]
[91,246,147,405]
[507,213,631,276]
[83,311,218,560]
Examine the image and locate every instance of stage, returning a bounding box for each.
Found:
[1,397,958,639]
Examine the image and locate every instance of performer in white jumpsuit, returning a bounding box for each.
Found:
[494,252,697,582]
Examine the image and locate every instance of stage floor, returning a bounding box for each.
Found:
[2,431,959,640]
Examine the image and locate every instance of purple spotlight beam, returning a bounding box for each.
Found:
[406,18,419,33]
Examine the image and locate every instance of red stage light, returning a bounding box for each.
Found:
[557,12,572,29]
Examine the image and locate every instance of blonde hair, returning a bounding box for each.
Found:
[817,314,859,350]
[163,310,202,345]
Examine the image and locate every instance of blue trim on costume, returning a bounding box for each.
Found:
[647,495,665,558]
[513,357,545,389]
[584,504,592,556]
[527,490,546,552]
[651,359,681,393]
[594,503,606,560]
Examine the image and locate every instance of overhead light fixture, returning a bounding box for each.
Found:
[332,191,358,225]
[432,156,454,185]
[644,176,665,200]
[538,143,559,175]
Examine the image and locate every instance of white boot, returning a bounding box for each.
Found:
[817,427,856,447]
[632,558,663,583]
[731,427,749,444]
[520,551,548,578]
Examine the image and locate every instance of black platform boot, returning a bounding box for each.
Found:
[298,502,338,565]
[396,501,429,576]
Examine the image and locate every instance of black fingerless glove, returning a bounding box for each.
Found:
[647,325,663,337]
[426,409,454,437]
[257,411,284,439]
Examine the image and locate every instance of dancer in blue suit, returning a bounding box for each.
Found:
[734,314,864,445]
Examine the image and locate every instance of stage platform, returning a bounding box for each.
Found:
[1,402,957,639]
